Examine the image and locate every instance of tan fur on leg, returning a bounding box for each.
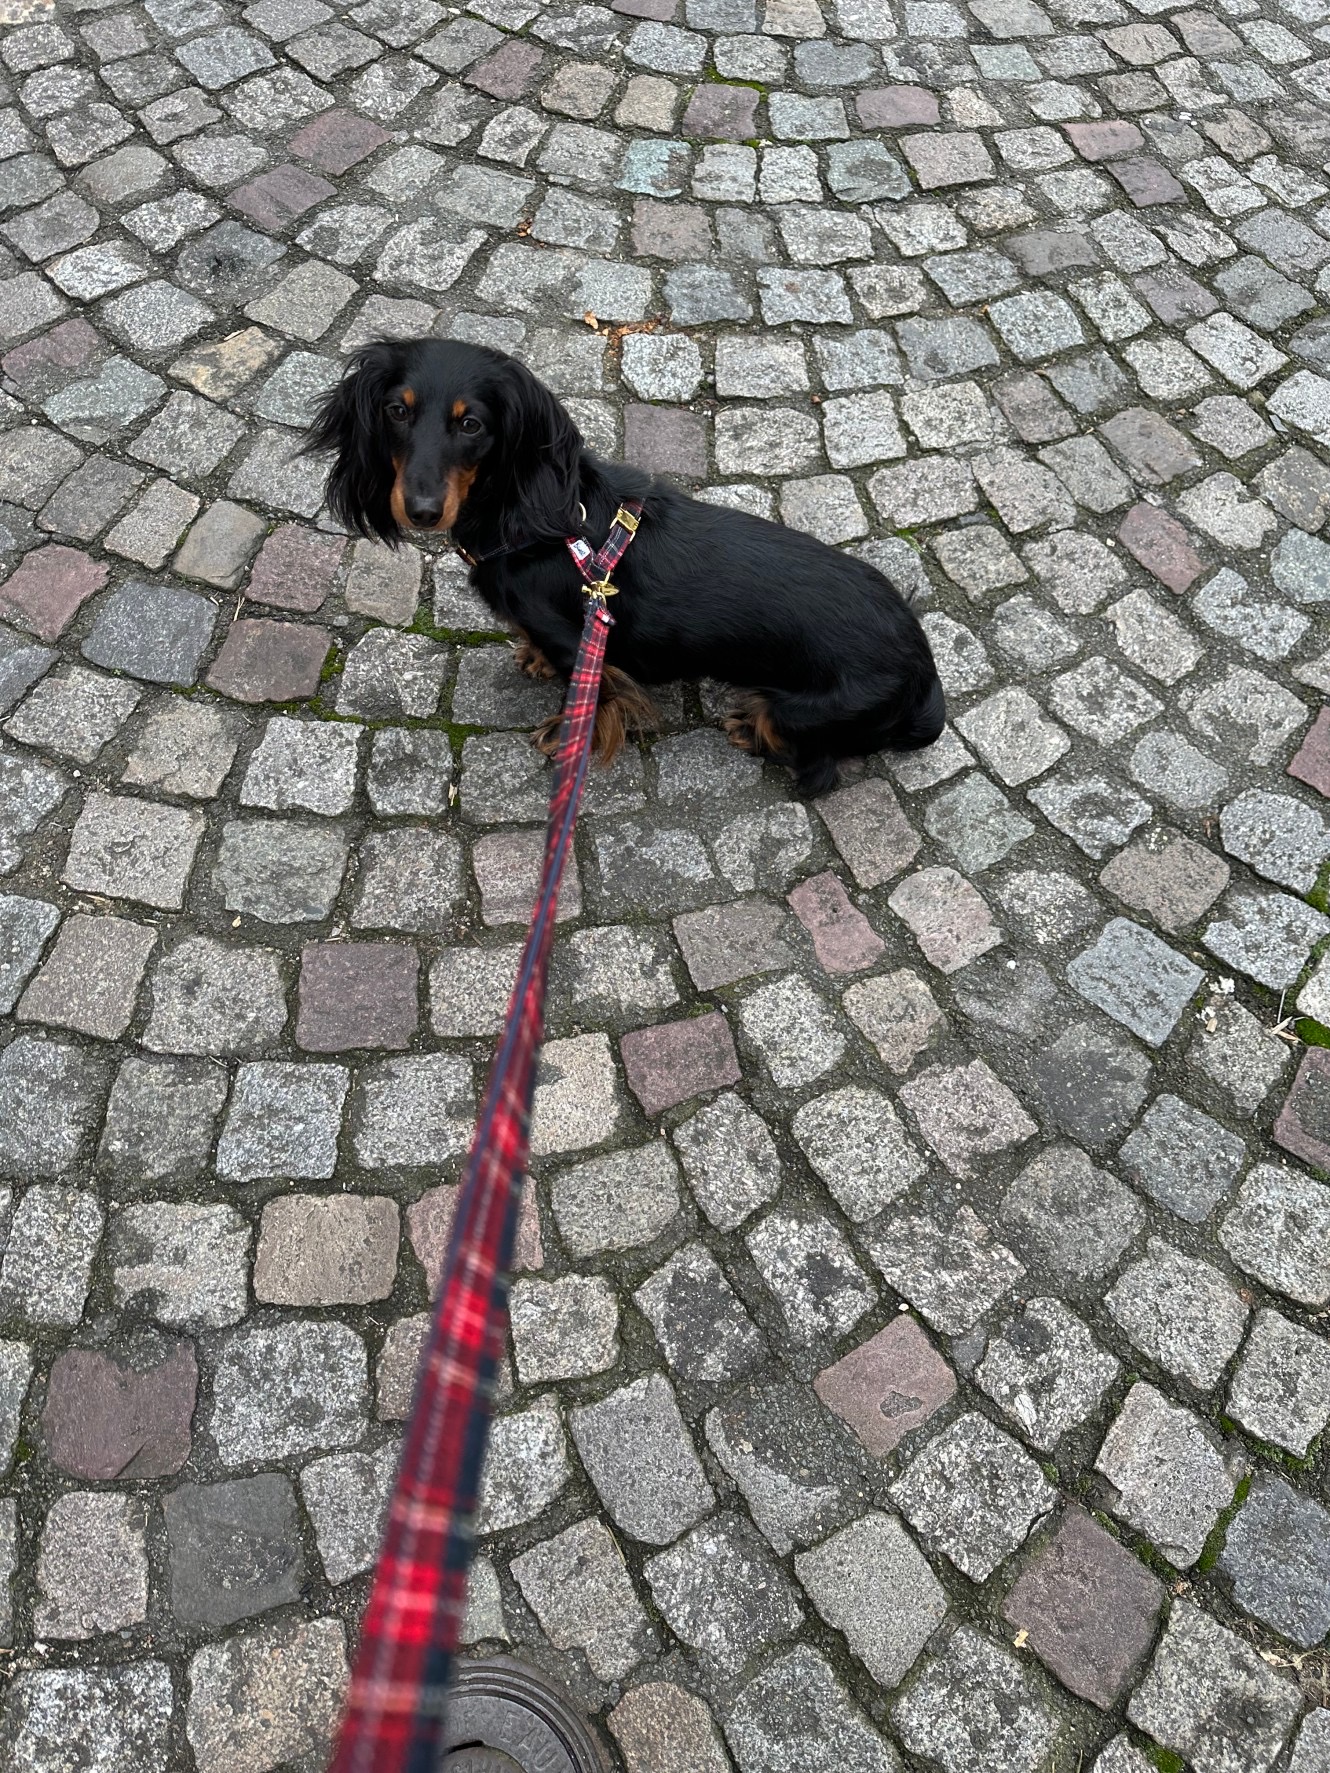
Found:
[529,667,659,766]
[531,713,561,757]
[592,695,628,764]
[591,668,659,764]
[601,667,658,733]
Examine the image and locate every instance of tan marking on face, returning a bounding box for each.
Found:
[400,388,415,408]
[390,457,408,528]
[451,398,467,420]
[440,464,477,529]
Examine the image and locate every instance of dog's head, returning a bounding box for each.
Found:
[305,337,583,548]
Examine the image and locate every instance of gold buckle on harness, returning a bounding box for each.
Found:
[589,576,618,599]
[612,506,640,534]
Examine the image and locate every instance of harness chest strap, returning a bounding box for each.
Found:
[454,500,645,594]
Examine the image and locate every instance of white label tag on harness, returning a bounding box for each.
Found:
[568,538,593,565]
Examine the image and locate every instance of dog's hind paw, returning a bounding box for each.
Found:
[723,694,786,759]
[723,711,762,754]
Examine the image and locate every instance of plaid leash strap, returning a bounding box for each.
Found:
[330,507,641,1773]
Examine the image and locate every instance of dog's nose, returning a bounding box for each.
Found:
[404,497,443,528]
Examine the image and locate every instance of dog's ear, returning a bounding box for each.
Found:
[304,342,401,546]
[493,357,583,545]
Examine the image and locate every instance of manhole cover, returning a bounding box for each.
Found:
[441,1656,609,1773]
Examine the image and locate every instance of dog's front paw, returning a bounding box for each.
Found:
[513,636,558,680]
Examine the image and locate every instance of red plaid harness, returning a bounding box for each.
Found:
[330,500,644,1773]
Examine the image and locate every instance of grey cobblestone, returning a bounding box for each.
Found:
[728,1645,898,1773]
[636,1241,765,1380]
[1221,1163,1330,1307]
[706,1380,865,1554]
[210,1321,367,1465]
[644,1512,803,1677]
[0,1665,174,1773]
[513,1516,655,1681]
[1127,1602,1300,1773]
[1000,1144,1144,1287]
[185,1618,348,1773]
[747,1208,874,1345]
[0,1180,102,1321]
[510,1273,618,1381]
[63,791,205,910]
[478,1395,570,1534]
[1228,1309,1330,1457]
[217,1060,348,1180]
[217,818,348,924]
[144,936,287,1057]
[109,1201,249,1330]
[671,1091,781,1230]
[892,1411,1056,1581]
[301,1445,399,1586]
[165,1474,303,1627]
[868,1202,1024,1334]
[1107,1237,1249,1390]
[570,1374,713,1545]
[1095,1382,1238,1567]
[1220,1474,1330,1648]
[978,1296,1119,1450]
[893,1626,1061,1773]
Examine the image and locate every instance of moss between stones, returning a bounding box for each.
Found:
[1224,1421,1320,1475]
[1131,1537,1180,1584]
[1196,1470,1253,1575]
[1307,857,1330,915]
[702,65,769,92]
[408,608,506,645]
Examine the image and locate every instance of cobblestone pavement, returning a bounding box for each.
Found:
[1,0,1330,1766]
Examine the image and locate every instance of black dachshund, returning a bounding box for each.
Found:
[306,337,945,796]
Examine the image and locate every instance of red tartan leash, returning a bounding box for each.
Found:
[330,500,644,1773]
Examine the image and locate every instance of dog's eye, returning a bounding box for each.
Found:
[459,414,483,435]
[385,401,410,422]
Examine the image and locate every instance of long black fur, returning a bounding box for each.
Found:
[307,337,945,797]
